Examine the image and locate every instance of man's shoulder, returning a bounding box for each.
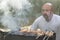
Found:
[53,14,60,20]
[37,15,43,19]
[53,14,60,22]
[53,14,60,17]
[34,16,43,22]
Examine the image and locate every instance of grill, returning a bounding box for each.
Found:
[0,28,56,40]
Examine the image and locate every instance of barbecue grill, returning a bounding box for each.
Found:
[0,28,56,40]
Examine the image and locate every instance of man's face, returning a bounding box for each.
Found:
[41,5,52,21]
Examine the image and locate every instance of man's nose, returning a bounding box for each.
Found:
[43,12,49,16]
[43,11,47,15]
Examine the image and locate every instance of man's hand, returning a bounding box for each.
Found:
[36,29,45,36]
[45,31,54,37]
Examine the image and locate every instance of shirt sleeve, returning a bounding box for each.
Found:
[30,19,39,31]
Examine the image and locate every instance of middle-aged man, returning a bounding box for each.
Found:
[30,3,60,40]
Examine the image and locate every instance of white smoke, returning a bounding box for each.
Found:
[0,0,32,31]
[8,0,32,10]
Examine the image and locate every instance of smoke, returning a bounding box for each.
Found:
[0,0,32,31]
[8,0,32,10]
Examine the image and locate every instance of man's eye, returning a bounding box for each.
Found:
[46,10,49,11]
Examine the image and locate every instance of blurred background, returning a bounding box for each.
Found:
[0,0,60,29]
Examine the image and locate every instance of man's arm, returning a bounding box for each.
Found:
[30,18,39,31]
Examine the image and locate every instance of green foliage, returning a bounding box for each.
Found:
[30,0,60,15]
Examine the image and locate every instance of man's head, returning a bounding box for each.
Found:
[41,3,54,22]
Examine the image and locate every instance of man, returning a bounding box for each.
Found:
[30,3,60,40]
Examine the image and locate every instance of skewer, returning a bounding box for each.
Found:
[35,34,41,39]
[43,36,48,40]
